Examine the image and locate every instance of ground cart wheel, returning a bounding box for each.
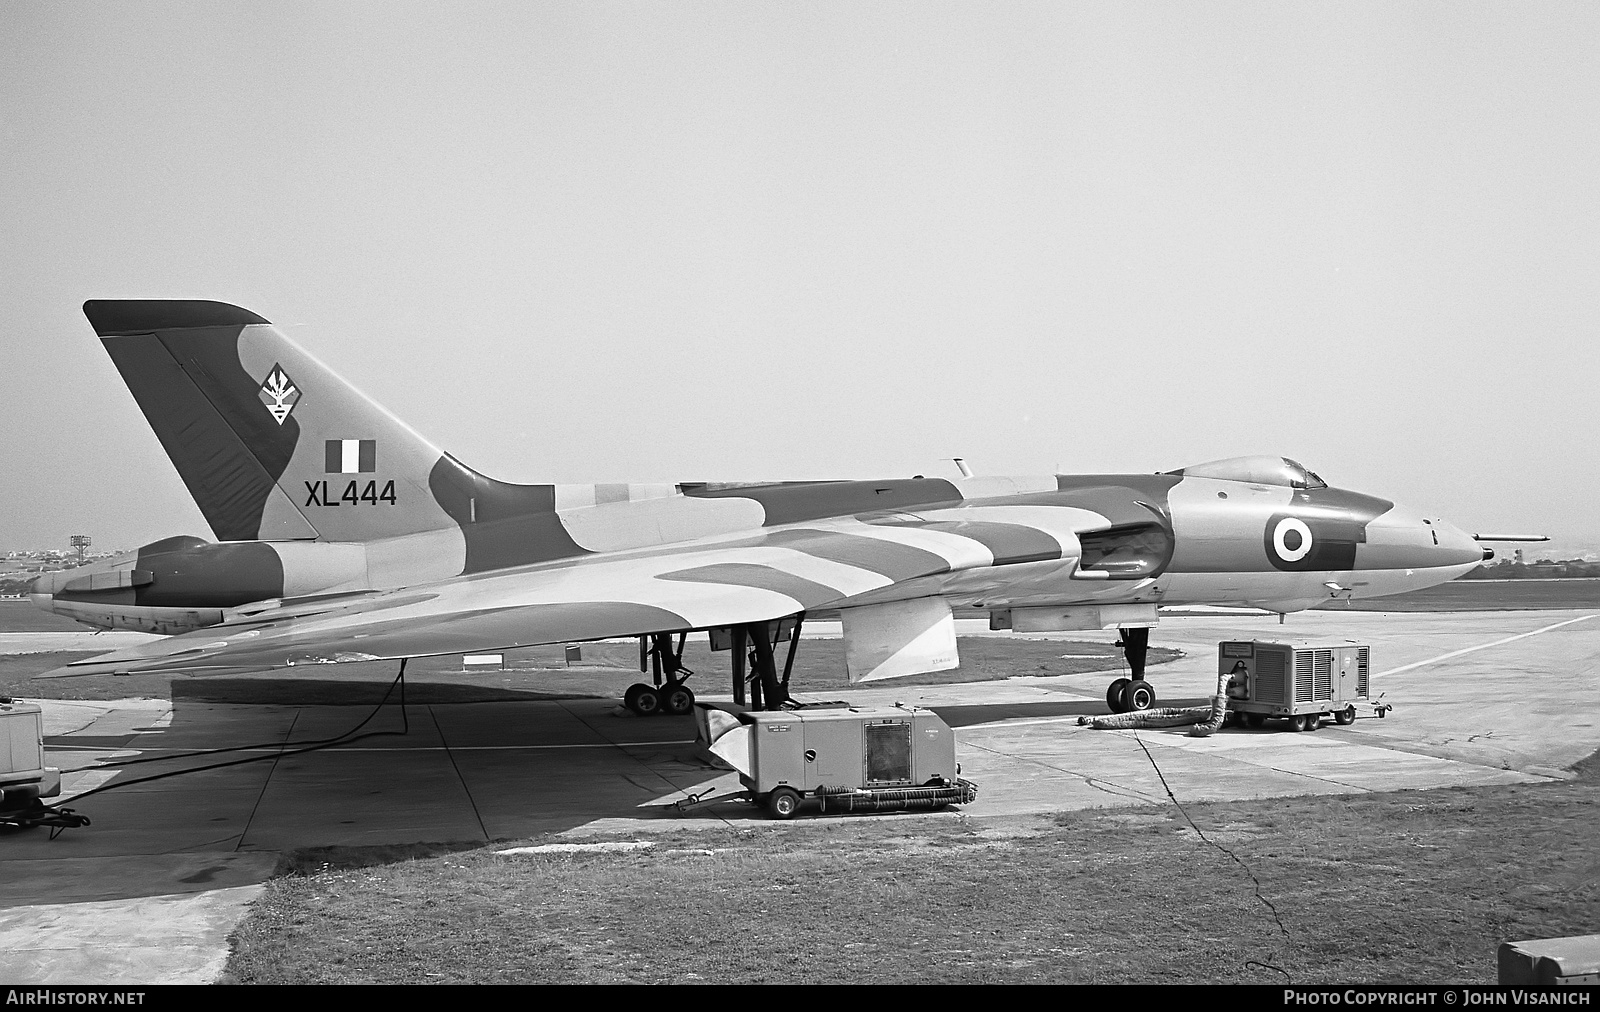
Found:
[1106,678,1131,713]
[661,684,695,716]
[1288,714,1309,732]
[1335,705,1356,726]
[766,787,801,820]
[1125,679,1156,712]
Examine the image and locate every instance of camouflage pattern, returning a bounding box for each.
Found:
[34,301,1485,677]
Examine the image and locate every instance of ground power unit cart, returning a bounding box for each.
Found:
[1219,640,1391,731]
[684,703,977,819]
[0,697,88,833]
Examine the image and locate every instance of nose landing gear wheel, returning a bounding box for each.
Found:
[1124,679,1156,712]
[1106,678,1132,713]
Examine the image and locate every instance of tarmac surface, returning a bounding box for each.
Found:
[2,607,1597,983]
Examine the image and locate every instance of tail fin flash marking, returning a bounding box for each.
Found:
[326,440,377,474]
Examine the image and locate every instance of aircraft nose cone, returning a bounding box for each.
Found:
[1433,519,1484,567]
[1361,505,1484,571]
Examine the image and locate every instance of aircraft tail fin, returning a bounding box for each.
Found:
[85,300,484,544]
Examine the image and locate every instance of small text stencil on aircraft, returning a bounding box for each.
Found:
[304,478,398,508]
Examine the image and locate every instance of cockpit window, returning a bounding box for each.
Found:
[1286,458,1328,490]
[1166,455,1329,489]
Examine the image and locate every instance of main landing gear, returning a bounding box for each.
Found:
[1104,626,1158,714]
[623,616,805,716]
[624,633,697,716]
[729,614,803,712]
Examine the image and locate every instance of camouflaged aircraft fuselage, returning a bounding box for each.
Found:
[31,302,1485,678]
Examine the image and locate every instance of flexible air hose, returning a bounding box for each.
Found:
[1078,672,1233,735]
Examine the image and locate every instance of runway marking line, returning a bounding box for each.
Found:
[1374,613,1597,679]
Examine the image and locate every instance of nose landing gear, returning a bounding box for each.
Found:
[1105,627,1157,713]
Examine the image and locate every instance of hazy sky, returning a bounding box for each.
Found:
[3,2,1596,554]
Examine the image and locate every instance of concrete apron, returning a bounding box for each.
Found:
[2,608,1595,983]
[0,878,271,985]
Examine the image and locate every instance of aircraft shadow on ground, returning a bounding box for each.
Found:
[37,688,705,863]
[169,676,597,705]
[28,687,1220,890]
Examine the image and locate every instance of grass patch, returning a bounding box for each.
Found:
[0,652,163,701]
[225,759,1600,985]
[0,601,91,632]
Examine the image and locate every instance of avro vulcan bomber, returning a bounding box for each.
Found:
[33,301,1490,713]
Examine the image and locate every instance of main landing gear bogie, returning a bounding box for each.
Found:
[625,680,697,717]
[624,632,698,717]
[624,616,806,716]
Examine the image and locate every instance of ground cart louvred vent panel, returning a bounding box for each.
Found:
[864,721,912,786]
[1313,649,1333,700]
[1256,650,1286,703]
[1294,650,1313,703]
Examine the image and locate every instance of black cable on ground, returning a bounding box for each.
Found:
[87,663,412,769]
[1129,729,1293,984]
[59,660,412,807]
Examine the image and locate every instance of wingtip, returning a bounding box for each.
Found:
[82,300,271,336]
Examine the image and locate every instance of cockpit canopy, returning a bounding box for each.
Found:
[1166,455,1328,490]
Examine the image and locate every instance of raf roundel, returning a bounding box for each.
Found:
[1272,516,1314,563]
